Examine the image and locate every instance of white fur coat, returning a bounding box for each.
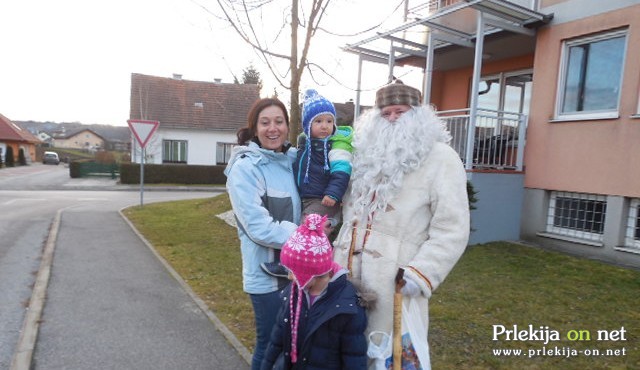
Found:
[333,141,470,341]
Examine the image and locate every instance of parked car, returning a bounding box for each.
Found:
[43,151,60,165]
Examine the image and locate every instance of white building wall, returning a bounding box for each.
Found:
[132,128,237,165]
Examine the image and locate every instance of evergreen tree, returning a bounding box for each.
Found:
[467,180,478,210]
[5,146,15,167]
[241,64,262,93]
[18,148,26,166]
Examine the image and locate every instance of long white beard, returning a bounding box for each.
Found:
[349,105,451,221]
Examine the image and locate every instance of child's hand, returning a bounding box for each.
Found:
[321,195,336,207]
[323,220,334,236]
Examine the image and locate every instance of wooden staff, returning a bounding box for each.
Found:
[393,268,405,370]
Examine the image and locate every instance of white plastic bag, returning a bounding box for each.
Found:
[367,297,431,370]
[367,331,392,370]
[395,297,431,370]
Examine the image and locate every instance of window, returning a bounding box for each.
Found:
[162,140,187,163]
[546,191,607,242]
[624,198,640,250]
[216,142,235,165]
[556,29,627,120]
[477,71,532,118]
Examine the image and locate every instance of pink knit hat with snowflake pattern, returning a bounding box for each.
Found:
[281,213,333,288]
[281,213,334,363]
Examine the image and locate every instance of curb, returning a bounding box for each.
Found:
[10,209,63,370]
[58,185,228,192]
[118,207,253,365]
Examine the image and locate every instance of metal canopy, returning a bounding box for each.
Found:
[344,0,554,170]
[467,0,552,23]
[343,0,553,65]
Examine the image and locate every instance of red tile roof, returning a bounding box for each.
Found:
[0,113,41,143]
[129,73,260,131]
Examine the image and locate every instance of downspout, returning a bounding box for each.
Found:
[516,114,527,171]
[466,12,485,170]
[423,30,435,104]
[354,54,363,122]
[388,41,395,82]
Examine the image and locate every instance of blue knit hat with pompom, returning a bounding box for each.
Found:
[301,89,336,137]
[300,89,336,184]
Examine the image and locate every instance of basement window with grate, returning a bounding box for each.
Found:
[545,191,607,242]
[623,198,640,251]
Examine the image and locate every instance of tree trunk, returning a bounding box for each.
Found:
[289,0,301,145]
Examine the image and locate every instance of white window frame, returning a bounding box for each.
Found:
[474,69,533,116]
[624,198,640,250]
[636,86,640,117]
[216,142,236,165]
[162,139,188,164]
[554,29,627,121]
[546,191,607,242]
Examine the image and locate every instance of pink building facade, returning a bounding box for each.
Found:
[521,1,640,267]
[344,0,640,267]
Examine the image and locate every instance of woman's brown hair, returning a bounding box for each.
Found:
[237,97,290,146]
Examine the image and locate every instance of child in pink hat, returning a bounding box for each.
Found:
[260,214,367,370]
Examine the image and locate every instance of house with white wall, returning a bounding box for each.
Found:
[37,131,52,146]
[343,0,640,268]
[52,129,105,151]
[128,73,260,166]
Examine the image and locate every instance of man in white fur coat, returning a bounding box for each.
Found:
[332,79,470,368]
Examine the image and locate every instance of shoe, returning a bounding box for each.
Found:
[261,262,289,278]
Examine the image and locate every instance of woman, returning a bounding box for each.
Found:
[224,97,301,370]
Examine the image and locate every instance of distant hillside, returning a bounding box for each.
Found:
[15,120,130,142]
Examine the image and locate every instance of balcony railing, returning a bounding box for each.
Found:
[437,108,527,171]
[410,0,539,16]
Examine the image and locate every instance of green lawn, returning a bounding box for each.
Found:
[122,193,639,370]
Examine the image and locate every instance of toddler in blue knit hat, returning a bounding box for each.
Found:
[260,89,353,278]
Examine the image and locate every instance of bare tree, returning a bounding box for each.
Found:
[211,0,332,143]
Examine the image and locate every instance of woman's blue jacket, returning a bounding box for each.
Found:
[224,142,302,294]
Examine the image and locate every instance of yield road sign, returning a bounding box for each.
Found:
[127,119,159,148]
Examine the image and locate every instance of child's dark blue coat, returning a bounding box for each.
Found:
[260,272,367,370]
[294,127,352,203]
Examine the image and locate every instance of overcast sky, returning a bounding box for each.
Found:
[0,0,422,127]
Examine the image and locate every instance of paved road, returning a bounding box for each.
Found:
[0,162,80,190]
[0,164,250,370]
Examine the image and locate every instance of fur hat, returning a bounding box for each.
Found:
[281,213,336,363]
[301,89,336,137]
[375,79,422,108]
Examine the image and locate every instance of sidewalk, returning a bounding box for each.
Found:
[10,188,248,370]
[61,177,225,193]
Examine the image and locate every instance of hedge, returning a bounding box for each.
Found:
[119,163,227,185]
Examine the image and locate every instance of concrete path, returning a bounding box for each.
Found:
[1,166,249,370]
[23,206,250,370]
